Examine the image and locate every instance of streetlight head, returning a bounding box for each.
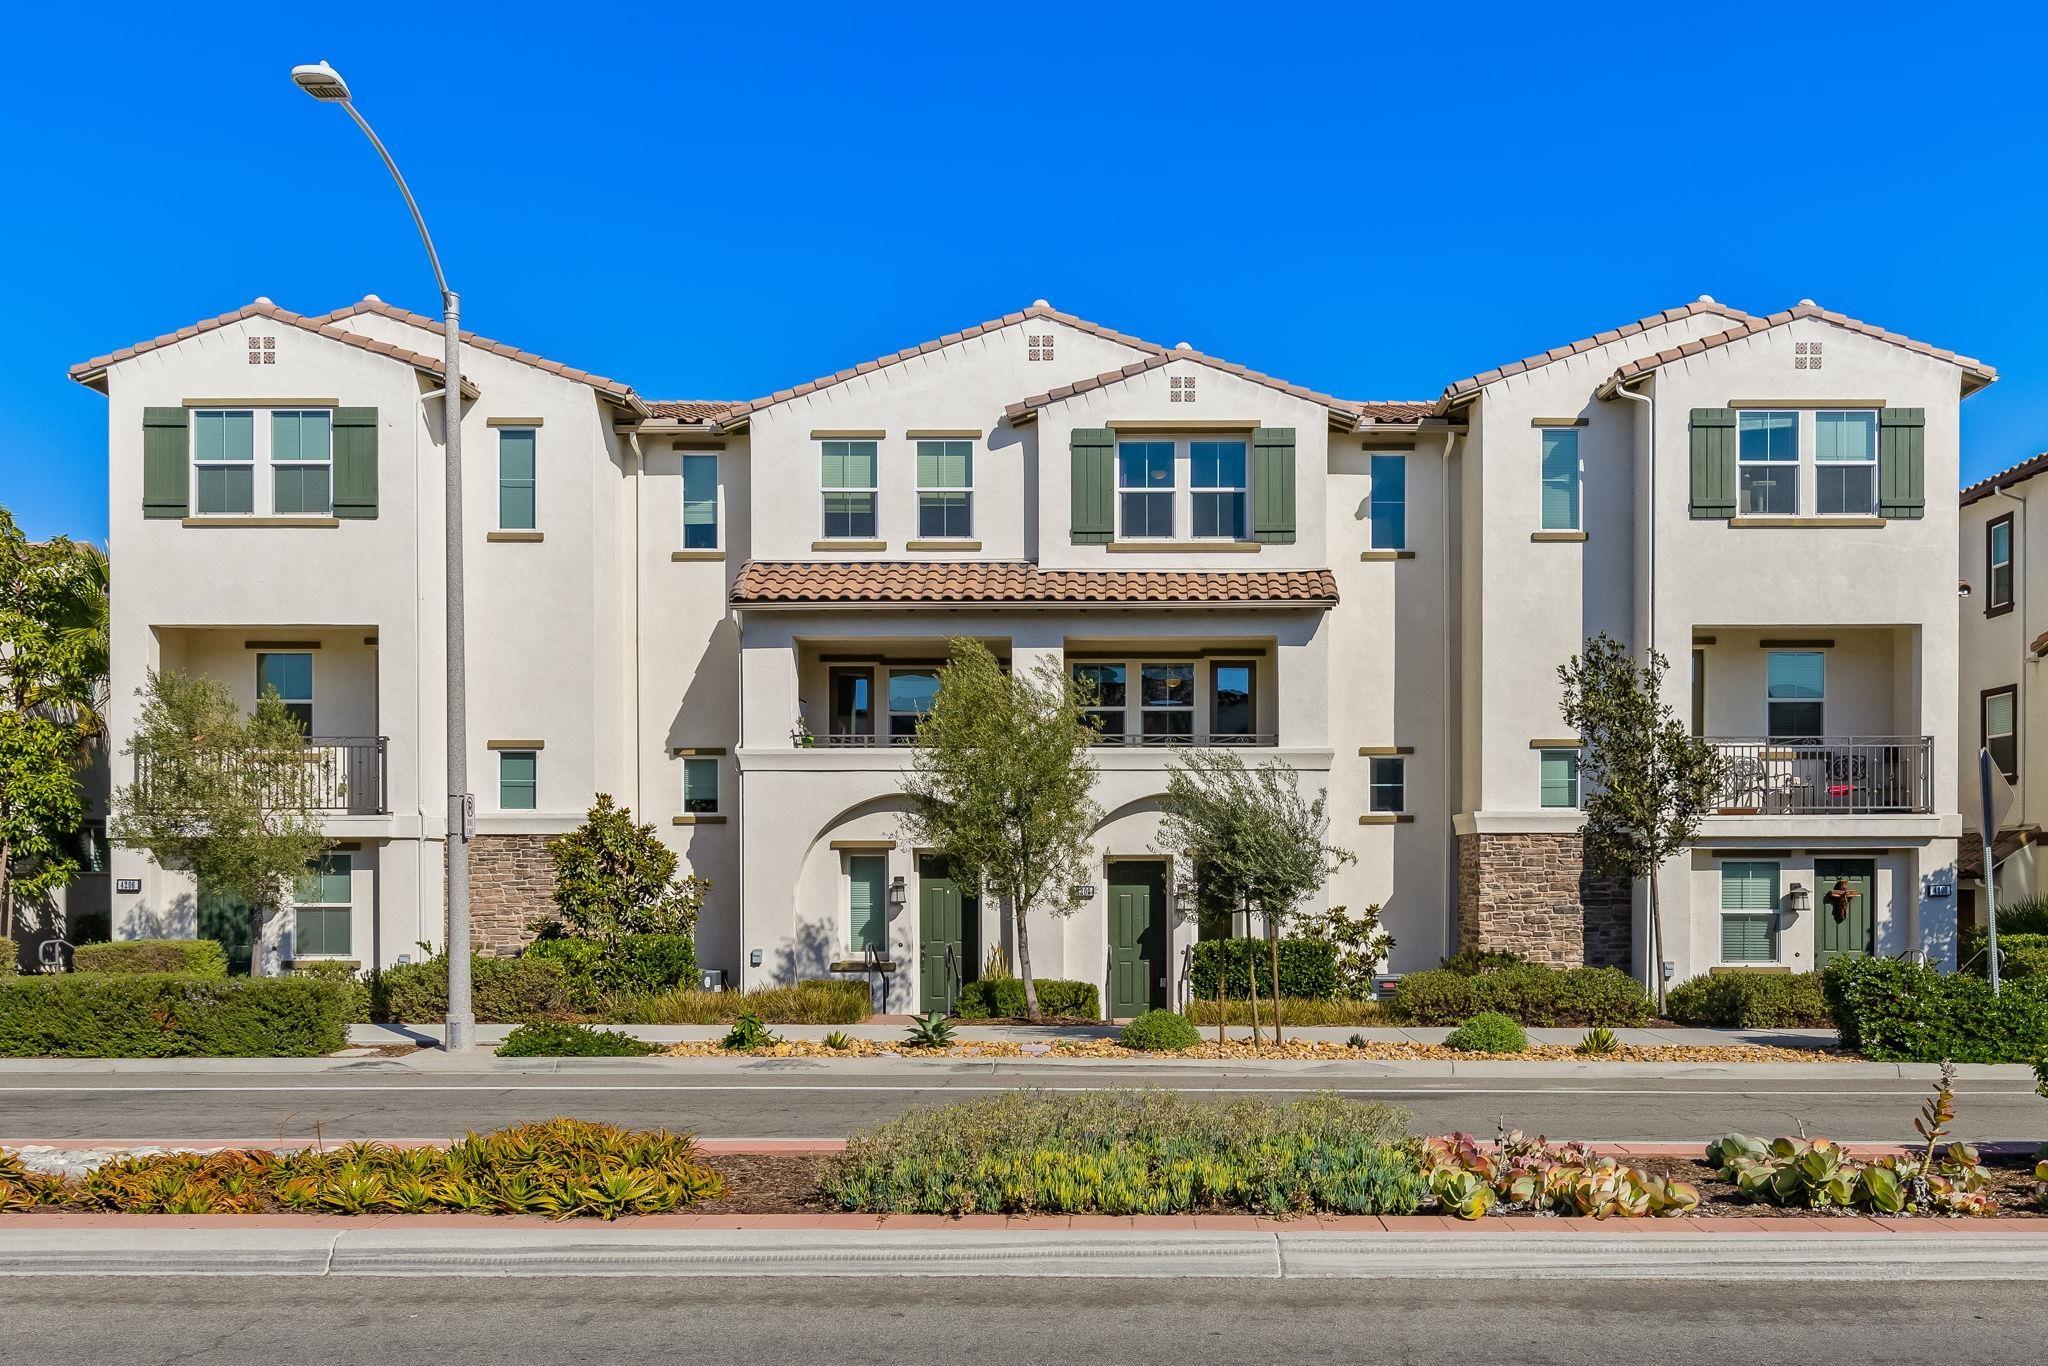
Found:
[290,61,351,102]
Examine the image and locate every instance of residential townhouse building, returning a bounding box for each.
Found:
[71,292,1987,1007]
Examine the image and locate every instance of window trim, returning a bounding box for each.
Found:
[1719,859,1782,965]
[1983,684,2019,784]
[819,439,879,541]
[682,452,720,550]
[1368,453,1407,550]
[1987,512,2016,617]
[191,407,341,518]
[1189,439,1249,541]
[682,755,720,815]
[497,749,538,811]
[255,651,315,734]
[1736,409,1801,517]
[190,408,256,517]
[914,439,974,541]
[1116,439,1177,540]
[1539,429,1581,532]
[1765,649,1826,740]
[293,852,353,959]
[1813,409,1879,517]
[1367,755,1406,813]
[1538,747,1580,809]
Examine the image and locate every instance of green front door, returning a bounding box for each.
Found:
[917,855,978,1015]
[1108,861,1167,1019]
[197,887,255,976]
[1813,859,1876,969]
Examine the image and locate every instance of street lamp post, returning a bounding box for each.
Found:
[292,60,474,1051]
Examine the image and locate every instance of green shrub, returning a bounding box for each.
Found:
[1664,971,1831,1028]
[0,974,348,1057]
[369,953,571,1023]
[1121,1009,1200,1051]
[954,978,1100,1020]
[496,1021,659,1057]
[1189,938,1339,1001]
[1995,898,2048,936]
[1391,964,1650,1026]
[1188,997,1385,1026]
[0,941,18,975]
[1443,1012,1528,1053]
[721,1012,779,1051]
[288,960,370,1022]
[603,978,870,1025]
[1438,949,1524,976]
[71,939,228,978]
[524,933,698,1010]
[1823,957,2048,1062]
[824,1091,1420,1216]
[1959,932,2048,982]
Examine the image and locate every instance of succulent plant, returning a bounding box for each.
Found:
[1575,1027,1619,1057]
[904,1012,957,1049]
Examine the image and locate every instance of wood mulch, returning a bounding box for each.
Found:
[696,1153,839,1214]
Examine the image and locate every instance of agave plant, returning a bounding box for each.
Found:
[822,1031,855,1051]
[1575,1027,1619,1057]
[904,1012,957,1049]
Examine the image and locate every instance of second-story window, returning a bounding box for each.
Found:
[256,652,314,732]
[1072,663,1126,739]
[193,409,339,517]
[1815,411,1878,516]
[1539,748,1580,808]
[193,410,255,515]
[1984,685,2018,783]
[1540,430,1580,531]
[682,453,719,549]
[1368,756,1406,813]
[1140,663,1194,740]
[820,440,878,540]
[498,428,537,531]
[1369,454,1406,549]
[498,750,538,810]
[682,756,720,814]
[1191,441,1248,538]
[1766,651,1824,739]
[828,667,874,742]
[1118,441,1175,538]
[1988,514,2015,615]
[1212,662,1255,741]
[916,440,973,539]
[1738,411,1798,515]
[887,668,940,743]
[270,411,333,516]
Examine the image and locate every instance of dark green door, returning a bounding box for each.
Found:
[917,855,978,1015]
[197,887,255,976]
[1108,861,1167,1019]
[1813,859,1875,969]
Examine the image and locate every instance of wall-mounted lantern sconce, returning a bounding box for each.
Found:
[887,876,907,911]
[1785,882,1812,915]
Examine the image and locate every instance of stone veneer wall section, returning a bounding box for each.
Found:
[463,834,556,955]
[1456,832,1631,968]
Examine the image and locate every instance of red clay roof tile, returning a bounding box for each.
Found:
[69,299,474,394]
[731,560,1338,608]
[1603,301,1997,397]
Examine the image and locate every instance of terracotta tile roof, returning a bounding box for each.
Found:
[312,297,650,415]
[711,303,1167,426]
[730,560,1339,608]
[2032,629,2048,658]
[1353,401,1437,426]
[1603,301,1998,396]
[1436,299,1758,409]
[1956,826,2038,882]
[1958,450,2048,507]
[646,400,737,422]
[69,299,476,396]
[1006,348,1365,422]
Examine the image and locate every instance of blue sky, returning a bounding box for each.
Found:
[5,2,2044,542]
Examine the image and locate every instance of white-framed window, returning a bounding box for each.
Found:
[1766,651,1824,739]
[1139,662,1195,740]
[1720,860,1780,963]
[682,756,720,814]
[269,411,333,516]
[1368,756,1406,813]
[1984,686,2019,784]
[192,409,255,515]
[293,853,353,958]
[820,440,878,539]
[1190,440,1248,539]
[498,750,538,810]
[1814,410,1878,516]
[256,652,314,732]
[1118,440,1176,538]
[192,408,337,517]
[1072,663,1127,741]
[497,427,536,530]
[1369,454,1406,549]
[915,440,973,539]
[1737,411,1799,516]
[887,668,940,742]
[1539,748,1580,808]
[682,453,719,549]
[1540,429,1580,531]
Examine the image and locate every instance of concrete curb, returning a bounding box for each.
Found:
[4,1224,2045,1279]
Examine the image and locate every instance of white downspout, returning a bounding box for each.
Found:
[1439,426,1461,961]
[1609,378,1657,992]
[1992,484,2032,826]
[631,432,645,817]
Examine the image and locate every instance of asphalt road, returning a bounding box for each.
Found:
[3,1063,2044,1144]
[4,1277,2044,1365]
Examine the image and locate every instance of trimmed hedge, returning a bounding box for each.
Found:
[1822,956,2048,1062]
[0,941,17,975]
[1189,938,1339,1001]
[524,934,698,1010]
[1664,971,1832,1028]
[1960,932,2048,982]
[0,973,349,1057]
[368,953,571,1023]
[72,939,229,978]
[1390,964,1650,1026]
[955,978,1101,1020]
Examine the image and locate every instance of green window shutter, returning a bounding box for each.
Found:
[1251,427,1297,543]
[142,407,189,519]
[332,407,379,520]
[1069,427,1114,544]
[848,855,887,953]
[1878,408,1925,520]
[1688,408,1736,520]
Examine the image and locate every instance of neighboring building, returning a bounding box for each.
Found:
[70,293,1988,1005]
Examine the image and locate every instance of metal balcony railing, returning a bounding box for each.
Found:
[134,736,388,816]
[813,731,1278,749]
[1708,736,1933,815]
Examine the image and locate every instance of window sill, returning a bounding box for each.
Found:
[672,814,727,825]
[906,539,982,551]
[1728,516,1886,528]
[672,549,726,562]
[812,539,887,551]
[281,958,360,970]
[1108,540,1262,553]
[1530,530,1588,543]
[181,516,340,528]
[1358,813,1415,825]
[1359,549,1414,561]
[487,530,544,542]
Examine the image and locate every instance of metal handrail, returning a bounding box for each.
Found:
[1090,733,1278,748]
[943,942,961,1016]
[133,735,389,815]
[1706,735,1933,815]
